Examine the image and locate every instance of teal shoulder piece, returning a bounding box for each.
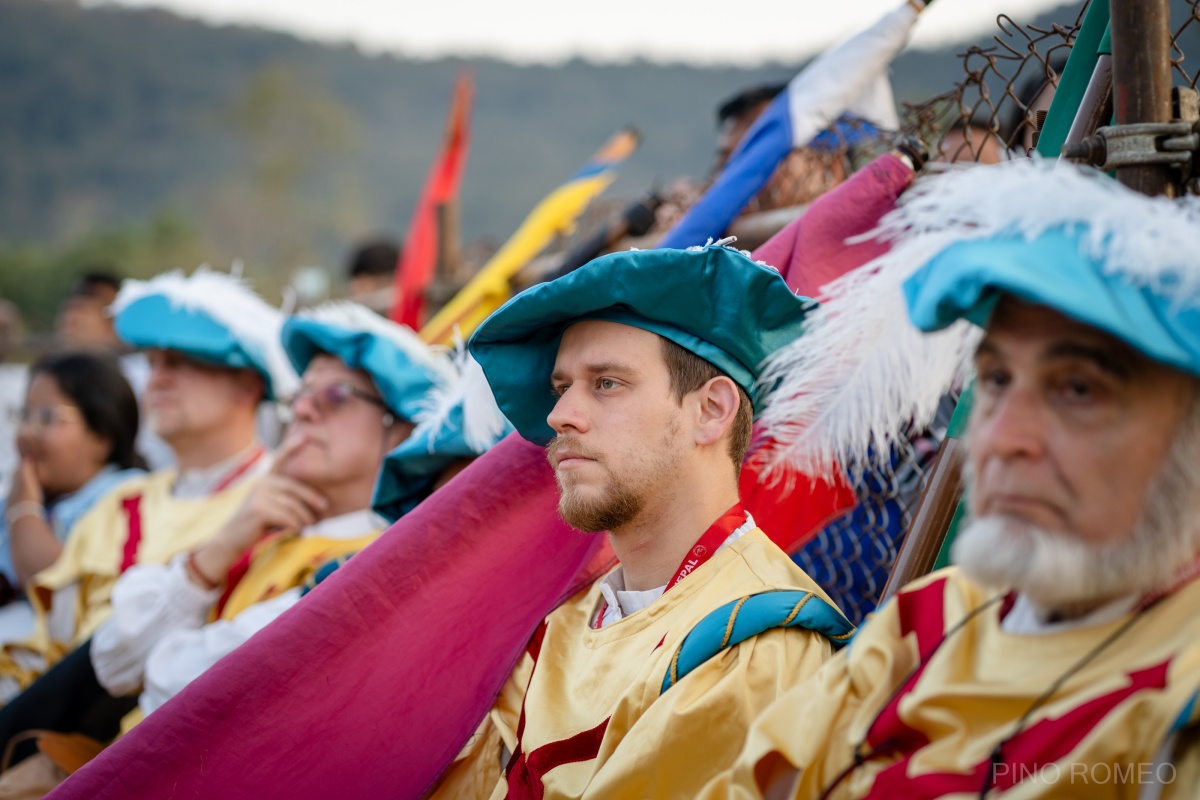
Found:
[661,590,855,694]
[1172,690,1200,733]
[299,553,355,598]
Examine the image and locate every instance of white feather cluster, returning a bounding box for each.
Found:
[412,340,510,455]
[293,301,456,387]
[112,267,299,397]
[756,159,1200,480]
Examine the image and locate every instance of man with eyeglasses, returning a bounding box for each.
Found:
[704,163,1200,798]
[88,302,452,732]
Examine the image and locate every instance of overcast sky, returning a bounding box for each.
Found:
[86,0,1078,66]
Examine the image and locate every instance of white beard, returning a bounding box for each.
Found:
[956,402,1200,612]
[953,516,1158,610]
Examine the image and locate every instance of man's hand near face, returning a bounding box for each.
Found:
[188,434,329,588]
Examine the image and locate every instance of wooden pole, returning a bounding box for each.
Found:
[880,439,967,600]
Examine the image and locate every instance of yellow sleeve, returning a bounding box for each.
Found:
[72,572,117,644]
[427,653,532,800]
[587,626,835,799]
[20,486,133,661]
[29,499,103,604]
[29,479,135,602]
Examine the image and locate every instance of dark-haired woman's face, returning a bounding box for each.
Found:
[17,373,111,498]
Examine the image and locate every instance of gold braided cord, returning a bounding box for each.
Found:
[720,596,752,649]
[781,593,814,627]
[668,647,682,687]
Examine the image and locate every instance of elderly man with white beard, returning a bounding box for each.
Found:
[698,160,1200,800]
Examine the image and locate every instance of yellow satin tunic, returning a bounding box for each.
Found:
[712,567,1200,800]
[435,528,844,799]
[2,469,257,689]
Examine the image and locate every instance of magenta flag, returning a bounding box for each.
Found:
[752,152,914,296]
[51,435,612,800]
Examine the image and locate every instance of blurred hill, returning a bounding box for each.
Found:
[0,0,1087,318]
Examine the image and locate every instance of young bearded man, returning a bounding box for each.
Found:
[432,244,854,798]
[711,162,1200,799]
[89,303,453,728]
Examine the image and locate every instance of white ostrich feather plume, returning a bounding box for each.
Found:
[411,339,510,454]
[112,266,299,397]
[295,301,457,388]
[757,158,1200,480]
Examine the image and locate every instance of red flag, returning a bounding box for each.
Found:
[390,71,474,329]
[739,450,855,555]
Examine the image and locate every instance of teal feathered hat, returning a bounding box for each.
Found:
[468,243,815,445]
[113,268,298,400]
[280,302,454,423]
[757,159,1200,479]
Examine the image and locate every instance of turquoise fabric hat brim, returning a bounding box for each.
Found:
[281,318,442,423]
[115,294,280,399]
[468,244,814,445]
[904,227,1200,378]
[370,404,477,523]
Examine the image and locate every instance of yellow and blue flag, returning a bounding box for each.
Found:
[420,128,639,346]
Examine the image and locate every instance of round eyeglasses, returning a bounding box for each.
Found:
[8,405,83,431]
[278,382,392,425]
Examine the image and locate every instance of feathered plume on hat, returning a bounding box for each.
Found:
[372,341,513,523]
[112,267,299,399]
[755,159,1200,482]
[411,342,511,454]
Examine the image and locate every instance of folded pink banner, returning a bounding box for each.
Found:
[752,152,914,296]
[52,435,613,799]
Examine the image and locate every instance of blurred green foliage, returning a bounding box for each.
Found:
[0,0,969,270]
[0,211,204,332]
[0,0,1096,335]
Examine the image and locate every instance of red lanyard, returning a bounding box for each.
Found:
[212,446,266,494]
[594,503,747,627]
[664,503,747,592]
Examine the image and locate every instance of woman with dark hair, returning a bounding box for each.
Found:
[1,353,145,629]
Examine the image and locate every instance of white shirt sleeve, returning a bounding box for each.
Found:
[90,558,219,696]
[139,587,302,716]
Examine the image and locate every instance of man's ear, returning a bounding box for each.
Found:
[694,376,739,447]
[384,419,416,451]
[235,371,267,407]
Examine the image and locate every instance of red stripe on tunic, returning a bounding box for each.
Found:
[506,717,611,800]
[119,496,143,574]
[863,660,1172,798]
[896,576,948,660]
